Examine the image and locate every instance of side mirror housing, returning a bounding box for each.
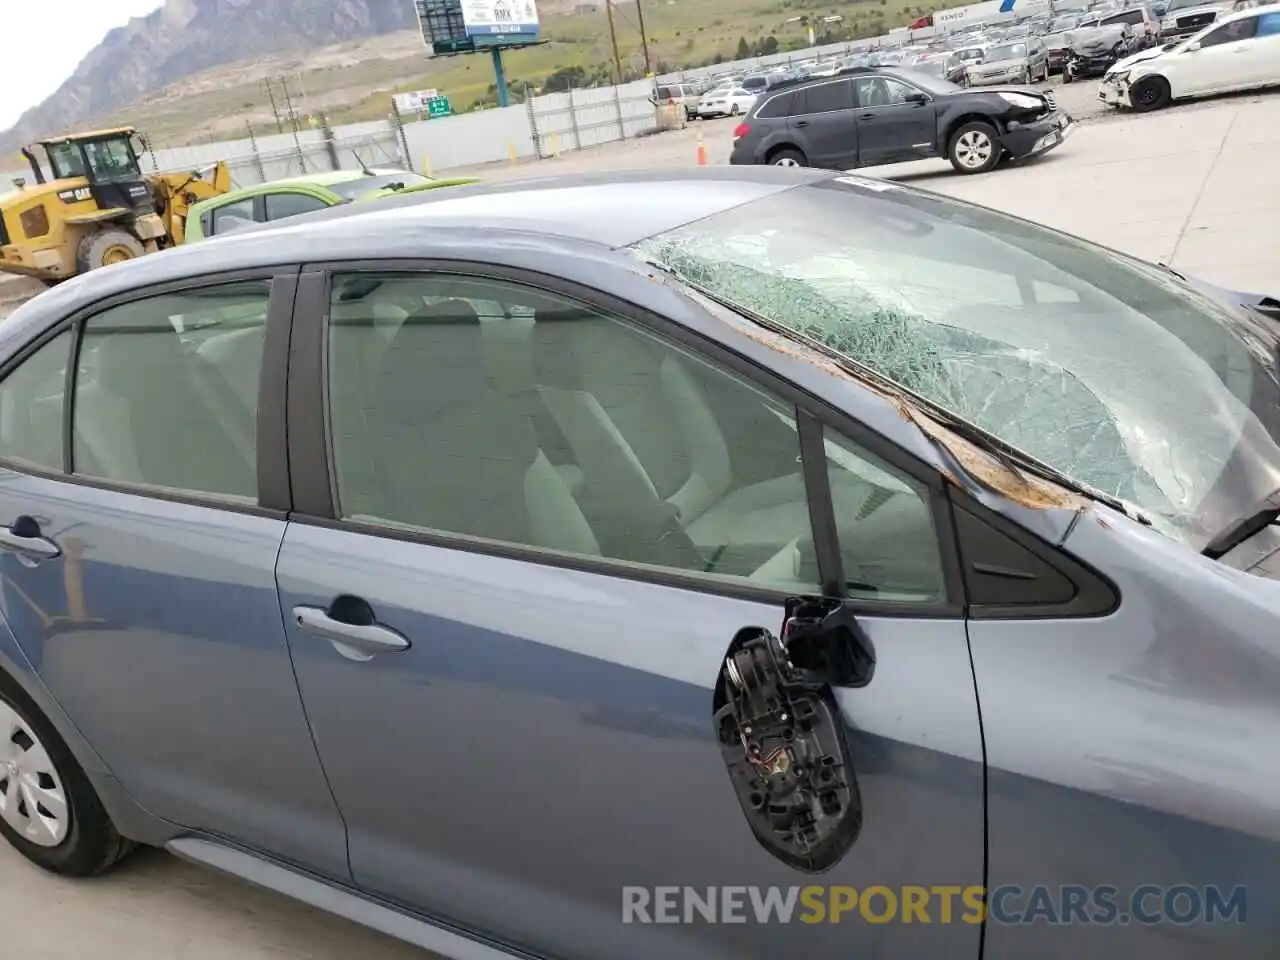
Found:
[904,90,930,104]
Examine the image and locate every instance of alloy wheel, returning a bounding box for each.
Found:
[954,130,993,169]
[774,156,800,167]
[0,700,69,848]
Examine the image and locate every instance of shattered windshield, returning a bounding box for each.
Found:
[986,42,1029,60]
[631,177,1280,548]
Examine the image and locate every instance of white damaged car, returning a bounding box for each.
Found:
[1099,2,1280,110]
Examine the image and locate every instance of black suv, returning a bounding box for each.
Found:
[728,67,1073,175]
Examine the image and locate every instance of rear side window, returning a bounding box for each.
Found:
[1260,11,1280,33]
[71,281,271,501]
[756,90,798,118]
[798,79,854,114]
[264,191,330,221]
[1103,9,1145,24]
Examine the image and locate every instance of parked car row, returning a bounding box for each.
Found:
[1099,2,1280,110]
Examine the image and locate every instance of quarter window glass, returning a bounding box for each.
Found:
[264,192,330,221]
[1259,12,1280,34]
[0,331,71,471]
[326,273,824,592]
[72,281,270,501]
[855,77,916,107]
[823,430,945,602]
[800,80,853,113]
[211,198,258,235]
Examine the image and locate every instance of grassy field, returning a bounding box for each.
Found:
[16,0,968,152]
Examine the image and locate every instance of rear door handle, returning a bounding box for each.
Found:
[292,603,410,662]
[793,119,809,127]
[859,113,875,120]
[0,516,61,563]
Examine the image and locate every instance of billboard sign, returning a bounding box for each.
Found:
[461,0,540,41]
[413,0,538,52]
[393,89,440,112]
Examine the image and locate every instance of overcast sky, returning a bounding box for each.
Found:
[1,0,164,130]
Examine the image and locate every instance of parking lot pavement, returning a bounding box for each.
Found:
[454,85,1280,294]
[0,843,428,959]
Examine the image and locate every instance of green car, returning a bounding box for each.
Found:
[185,168,477,242]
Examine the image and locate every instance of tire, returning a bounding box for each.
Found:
[1021,67,1032,84]
[1062,68,1074,84]
[76,228,144,274]
[768,147,807,167]
[948,120,1002,175]
[1130,75,1171,112]
[0,679,135,877]
[730,104,741,116]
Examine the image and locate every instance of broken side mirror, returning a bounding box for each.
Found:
[712,597,875,872]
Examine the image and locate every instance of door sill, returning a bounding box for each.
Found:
[166,836,531,960]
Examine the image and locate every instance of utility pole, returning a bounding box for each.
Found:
[264,77,285,134]
[605,1,624,82]
[634,0,652,76]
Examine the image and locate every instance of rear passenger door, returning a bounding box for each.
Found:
[275,265,984,960]
[0,272,351,878]
[789,79,859,169]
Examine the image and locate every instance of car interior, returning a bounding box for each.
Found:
[327,276,945,599]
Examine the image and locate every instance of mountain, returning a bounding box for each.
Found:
[0,0,418,151]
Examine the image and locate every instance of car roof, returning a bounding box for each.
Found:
[9,168,835,331]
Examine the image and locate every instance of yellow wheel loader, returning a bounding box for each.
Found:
[0,127,231,284]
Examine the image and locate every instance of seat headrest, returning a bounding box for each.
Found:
[377,298,485,419]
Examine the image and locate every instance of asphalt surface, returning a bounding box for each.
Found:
[1,76,1278,958]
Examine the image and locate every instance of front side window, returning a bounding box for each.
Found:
[0,331,71,472]
[631,178,1280,550]
[211,198,258,235]
[325,272,940,597]
[1200,15,1258,44]
[1259,12,1280,34]
[854,77,918,107]
[264,191,331,221]
[72,281,270,501]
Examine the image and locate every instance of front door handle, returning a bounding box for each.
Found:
[793,119,809,127]
[292,603,410,662]
[0,516,61,563]
[859,112,875,120]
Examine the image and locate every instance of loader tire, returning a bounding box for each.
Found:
[76,229,145,274]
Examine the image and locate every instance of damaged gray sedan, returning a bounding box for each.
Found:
[0,167,1278,960]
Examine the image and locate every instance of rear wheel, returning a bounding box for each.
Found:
[768,147,807,167]
[1130,75,1171,112]
[0,680,135,876]
[948,121,1002,174]
[76,229,145,274]
[730,103,741,116]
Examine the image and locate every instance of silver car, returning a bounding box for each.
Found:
[966,38,1052,83]
[0,169,1278,960]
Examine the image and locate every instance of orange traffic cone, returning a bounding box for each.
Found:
[696,130,708,167]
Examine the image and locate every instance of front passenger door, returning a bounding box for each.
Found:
[275,267,984,960]
[853,77,939,166]
[1182,15,1260,93]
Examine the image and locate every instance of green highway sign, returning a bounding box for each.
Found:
[427,96,452,118]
